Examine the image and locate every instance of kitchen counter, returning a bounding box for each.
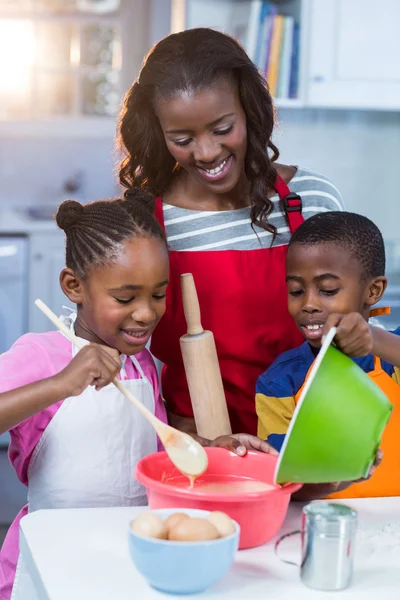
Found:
[19,497,400,599]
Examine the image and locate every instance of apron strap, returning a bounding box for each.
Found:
[129,354,148,382]
[370,306,391,318]
[154,197,165,231]
[274,174,304,235]
[155,177,304,236]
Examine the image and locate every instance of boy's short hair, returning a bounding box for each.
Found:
[288,211,385,280]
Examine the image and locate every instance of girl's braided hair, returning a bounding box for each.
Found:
[55,189,166,278]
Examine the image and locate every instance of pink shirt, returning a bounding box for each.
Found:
[0,331,167,600]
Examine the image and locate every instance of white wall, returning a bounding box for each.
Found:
[274,108,400,243]
[0,137,118,208]
[1,109,398,245]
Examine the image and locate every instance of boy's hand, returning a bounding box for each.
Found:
[54,344,121,397]
[323,312,373,356]
[294,449,383,500]
[209,433,279,457]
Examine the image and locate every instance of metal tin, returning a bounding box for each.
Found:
[301,502,357,591]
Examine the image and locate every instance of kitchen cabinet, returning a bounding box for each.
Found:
[306,0,400,110]
[171,0,400,111]
[0,446,27,525]
[28,231,71,333]
[171,0,308,107]
[0,0,151,137]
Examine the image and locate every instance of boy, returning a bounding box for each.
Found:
[256,211,400,499]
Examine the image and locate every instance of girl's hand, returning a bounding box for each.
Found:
[323,312,373,356]
[209,433,279,457]
[55,344,121,397]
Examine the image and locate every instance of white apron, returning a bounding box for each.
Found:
[11,313,157,599]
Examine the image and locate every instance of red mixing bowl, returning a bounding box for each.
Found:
[136,447,301,549]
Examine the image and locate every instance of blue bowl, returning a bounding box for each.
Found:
[128,508,240,595]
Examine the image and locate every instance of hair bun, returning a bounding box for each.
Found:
[56,199,84,232]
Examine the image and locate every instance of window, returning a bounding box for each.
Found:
[0,0,122,120]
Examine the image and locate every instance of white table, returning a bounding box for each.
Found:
[20,498,400,599]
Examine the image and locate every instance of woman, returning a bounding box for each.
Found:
[117,28,343,439]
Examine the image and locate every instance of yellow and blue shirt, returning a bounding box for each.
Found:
[256,328,400,451]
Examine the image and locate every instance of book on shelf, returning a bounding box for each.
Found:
[230,1,300,101]
[277,16,294,99]
[289,21,300,99]
[266,13,284,97]
[256,2,277,74]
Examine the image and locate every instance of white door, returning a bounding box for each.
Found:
[28,232,72,333]
[307,0,400,110]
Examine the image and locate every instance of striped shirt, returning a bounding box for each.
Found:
[163,167,344,251]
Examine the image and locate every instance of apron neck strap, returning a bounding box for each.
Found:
[274,173,303,235]
[129,354,147,380]
[154,197,165,230]
[370,306,391,318]
[155,177,304,236]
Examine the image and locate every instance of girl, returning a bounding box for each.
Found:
[117,28,344,440]
[0,193,170,599]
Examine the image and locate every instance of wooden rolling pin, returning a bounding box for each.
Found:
[180,273,232,439]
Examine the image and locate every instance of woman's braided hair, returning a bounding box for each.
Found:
[55,189,166,278]
[118,28,280,235]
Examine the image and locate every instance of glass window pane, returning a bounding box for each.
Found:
[0,0,34,11]
[38,0,76,11]
[0,0,120,13]
[82,69,119,116]
[0,71,33,118]
[36,0,119,13]
[81,24,121,69]
[0,19,35,116]
[76,0,120,13]
[35,71,73,115]
[36,22,77,68]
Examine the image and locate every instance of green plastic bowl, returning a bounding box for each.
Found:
[274,327,393,485]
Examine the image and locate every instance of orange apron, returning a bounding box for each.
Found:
[294,325,400,498]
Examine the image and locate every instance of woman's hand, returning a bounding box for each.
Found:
[293,449,383,501]
[209,433,279,457]
[54,344,121,397]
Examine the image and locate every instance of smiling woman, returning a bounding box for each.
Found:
[117,27,344,439]
[156,80,248,204]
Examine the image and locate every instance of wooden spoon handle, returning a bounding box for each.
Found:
[181,273,204,336]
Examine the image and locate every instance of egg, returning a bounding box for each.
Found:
[207,511,236,538]
[168,517,219,542]
[164,512,190,532]
[131,512,167,539]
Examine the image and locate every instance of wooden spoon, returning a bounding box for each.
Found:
[34,299,208,478]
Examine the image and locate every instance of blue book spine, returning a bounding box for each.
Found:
[254,1,272,68]
[260,4,277,75]
[263,9,278,75]
[289,22,300,99]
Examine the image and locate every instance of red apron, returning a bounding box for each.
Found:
[151,176,304,435]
